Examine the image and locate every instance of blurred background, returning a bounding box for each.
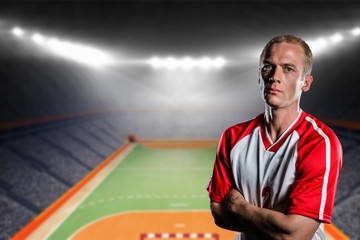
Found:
[0,0,359,239]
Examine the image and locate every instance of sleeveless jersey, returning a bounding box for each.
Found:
[207,110,342,239]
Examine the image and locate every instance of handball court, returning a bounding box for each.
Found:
[12,138,349,240]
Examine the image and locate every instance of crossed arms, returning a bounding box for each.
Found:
[210,189,320,240]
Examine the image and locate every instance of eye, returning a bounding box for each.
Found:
[284,66,295,73]
[262,64,272,71]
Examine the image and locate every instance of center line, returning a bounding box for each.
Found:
[174,223,186,228]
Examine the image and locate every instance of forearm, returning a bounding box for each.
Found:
[210,201,247,232]
[210,199,295,237]
[226,190,320,240]
[230,202,298,239]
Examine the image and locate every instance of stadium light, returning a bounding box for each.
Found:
[351,27,360,36]
[9,25,115,69]
[46,38,114,68]
[147,56,227,71]
[11,27,24,37]
[330,33,343,43]
[32,33,45,44]
[308,38,328,55]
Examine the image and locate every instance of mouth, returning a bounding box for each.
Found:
[266,88,281,95]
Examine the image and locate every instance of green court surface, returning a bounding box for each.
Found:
[14,140,347,240]
[48,143,216,239]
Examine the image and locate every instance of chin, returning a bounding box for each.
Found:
[265,98,280,108]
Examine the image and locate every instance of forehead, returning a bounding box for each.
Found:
[263,42,305,66]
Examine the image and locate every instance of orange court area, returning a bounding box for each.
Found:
[71,211,237,240]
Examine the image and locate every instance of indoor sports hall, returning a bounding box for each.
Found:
[1,1,359,240]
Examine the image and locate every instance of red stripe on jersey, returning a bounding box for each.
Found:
[208,111,342,224]
[288,115,342,223]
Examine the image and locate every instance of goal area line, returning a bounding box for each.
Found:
[140,233,219,240]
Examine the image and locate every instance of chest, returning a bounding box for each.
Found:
[230,128,299,205]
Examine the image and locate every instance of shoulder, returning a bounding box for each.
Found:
[223,114,263,138]
[220,114,264,148]
[297,112,343,167]
[300,113,341,148]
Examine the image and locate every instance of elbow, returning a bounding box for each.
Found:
[213,217,227,229]
[210,201,231,229]
[212,215,237,232]
[210,207,242,232]
[210,210,225,228]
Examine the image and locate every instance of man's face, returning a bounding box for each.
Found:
[259,42,312,110]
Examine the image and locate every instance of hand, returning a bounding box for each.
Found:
[223,188,247,213]
[222,189,251,233]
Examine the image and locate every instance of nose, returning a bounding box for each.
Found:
[269,66,282,83]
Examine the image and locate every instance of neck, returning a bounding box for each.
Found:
[265,106,301,142]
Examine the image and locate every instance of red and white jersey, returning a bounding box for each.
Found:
[208,110,342,239]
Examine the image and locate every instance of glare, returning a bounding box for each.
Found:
[47,37,60,46]
[148,57,162,69]
[8,24,359,69]
[12,27,24,37]
[9,25,115,69]
[32,33,45,44]
[199,57,211,70]
[214,57,227,68]
[147,56,227,71]
[308,38,328,54]
[182,57,195,71]
[165,57,177,70]
[330,33,343,43]
[351,27,360,36]
[46,39,114,68]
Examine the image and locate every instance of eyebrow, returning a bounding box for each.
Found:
[282,63,297,69]
[262,61,297,69]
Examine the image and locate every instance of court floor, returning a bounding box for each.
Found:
[13,139,348,240]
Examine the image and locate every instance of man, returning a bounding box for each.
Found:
[207,35,343,240]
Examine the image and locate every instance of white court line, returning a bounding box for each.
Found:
[174,223,186,228]
[26,143,136,240]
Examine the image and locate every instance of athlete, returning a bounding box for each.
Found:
[207,34,343,240]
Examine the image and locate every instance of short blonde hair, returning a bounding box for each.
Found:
[260,34,313,75]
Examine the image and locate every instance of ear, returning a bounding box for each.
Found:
[302,75,313,92]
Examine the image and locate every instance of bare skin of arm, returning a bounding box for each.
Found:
[210,189,320,240]
[210,200,247,233]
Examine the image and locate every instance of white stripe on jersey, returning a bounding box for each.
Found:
[230,126,299,209]
[305,116,331,221]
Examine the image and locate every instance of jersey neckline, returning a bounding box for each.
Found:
[261,109,304,151]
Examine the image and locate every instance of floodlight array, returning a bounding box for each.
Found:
[7,24,360,69]
[11,26,115,69]
[307,27,360,55]
[147,56,227,71]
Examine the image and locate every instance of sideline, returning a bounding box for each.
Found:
[12,140,133,240]
[138,138,218,149]
[324,224,350,240]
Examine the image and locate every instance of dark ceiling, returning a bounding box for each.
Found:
[1,1,359,55]
[0,1,360,122]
